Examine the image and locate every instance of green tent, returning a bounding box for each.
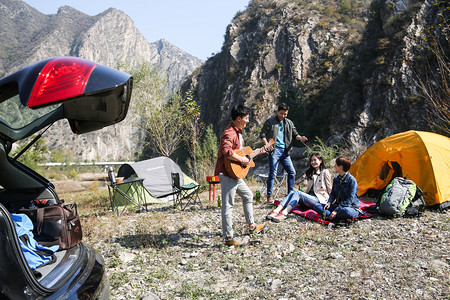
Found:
[113,157,198,208]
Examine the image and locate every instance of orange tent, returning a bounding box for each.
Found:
[350,130,450,209]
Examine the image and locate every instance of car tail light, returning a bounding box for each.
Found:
[27,57,97,108]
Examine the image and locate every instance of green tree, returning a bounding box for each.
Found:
[12,136,48,170]
[414,12,449,136]
[183,90,205,181]
[187,124,218,183]
[145,95,186,157]
[339,0,351,15]
[51,149,64,163]
[60,148,75,165]
[128,62,187,157]
[123,62,214,180]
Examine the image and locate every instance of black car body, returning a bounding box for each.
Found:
[0,57,133,299]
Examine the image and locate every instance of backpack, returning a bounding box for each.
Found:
[11,213,59,270]
[378,177,425,217]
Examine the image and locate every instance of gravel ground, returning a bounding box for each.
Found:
[77,190,450,300]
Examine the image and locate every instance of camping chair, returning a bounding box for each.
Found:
[171,172,202,210]
[107,167,147,215]
[256,171,287,199]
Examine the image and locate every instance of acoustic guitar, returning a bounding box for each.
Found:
[224,139,274,179]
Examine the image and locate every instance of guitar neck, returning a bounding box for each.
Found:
[248,147,263,160]
[247,139,274,160]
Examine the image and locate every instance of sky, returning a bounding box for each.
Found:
[22,0,250,61]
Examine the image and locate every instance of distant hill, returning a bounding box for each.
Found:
[0,0,203,161]
[0,0,202,87]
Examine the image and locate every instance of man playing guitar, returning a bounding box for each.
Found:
[214,104,268,246]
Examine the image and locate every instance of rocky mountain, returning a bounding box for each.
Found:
[0,0,203,161]
[0,0,202,85]
[182,0,447,158]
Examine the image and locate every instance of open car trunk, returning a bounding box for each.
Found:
[0,57,131,299]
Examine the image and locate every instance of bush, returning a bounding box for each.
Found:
[11,136,48,171]
[186,125,218,185]
[303,137,341,169]
[67,168,78,179]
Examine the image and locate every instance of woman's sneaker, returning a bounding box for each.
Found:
[272,212,287,223]
[266,211,277,221]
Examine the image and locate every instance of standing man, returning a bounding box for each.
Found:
[214,104,267,247]
[260,103,308,204]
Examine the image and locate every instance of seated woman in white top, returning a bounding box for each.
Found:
[266,153,332,222]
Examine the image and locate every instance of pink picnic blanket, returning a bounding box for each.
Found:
[273,200,377,226]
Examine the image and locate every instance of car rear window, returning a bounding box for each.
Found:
[0,93,60,130]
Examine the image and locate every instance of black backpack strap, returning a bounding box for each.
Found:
[409,186,426,211]
[404,207,421,218]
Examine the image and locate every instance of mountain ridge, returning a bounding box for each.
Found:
[1,0,447,164]
[0,0,203,161]
[182,0,445,160]
[0,1,203,79]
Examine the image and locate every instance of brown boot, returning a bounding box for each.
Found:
[249,222,267,234]
[225,237,247,247]
[267,195,273,204]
